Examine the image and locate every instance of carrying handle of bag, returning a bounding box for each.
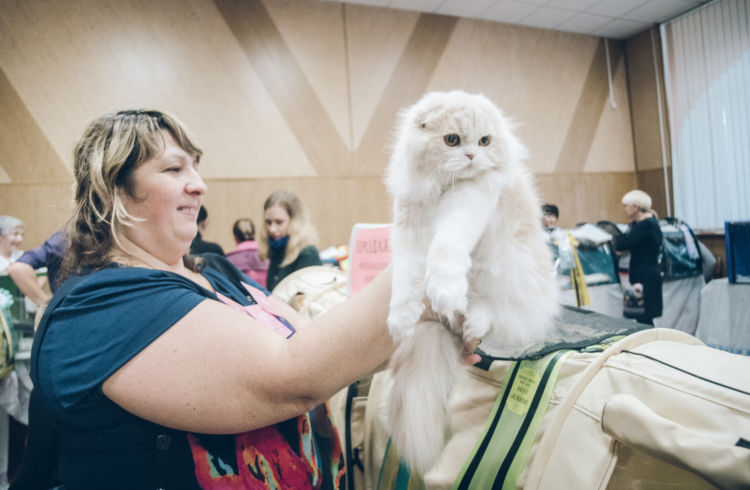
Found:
[523,328,703,489]
[601,393,750,489]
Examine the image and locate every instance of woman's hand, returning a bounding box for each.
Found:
[461,337,482,365]
[419,301,482,366]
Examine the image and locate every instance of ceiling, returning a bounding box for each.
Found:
[316,0,714,39]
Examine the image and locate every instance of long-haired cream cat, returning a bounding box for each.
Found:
[385,90,559,474]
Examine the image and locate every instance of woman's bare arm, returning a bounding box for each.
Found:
[8,262,51,306]
[102,267,394,434]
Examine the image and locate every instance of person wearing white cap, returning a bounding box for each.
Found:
[615,190,663,325]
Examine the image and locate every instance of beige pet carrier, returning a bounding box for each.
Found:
[272,267,750,489]
[361,325,750,489]
[271,265,349,320]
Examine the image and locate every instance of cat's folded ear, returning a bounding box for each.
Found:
[408,107,433,132]
[393,103,428,134]
[400,91,447,132]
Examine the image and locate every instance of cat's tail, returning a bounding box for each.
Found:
[387,320,463,476]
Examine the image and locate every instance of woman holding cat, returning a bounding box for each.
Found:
[259,189,322,291]
[30,110,399,489]
[615,189,663,325]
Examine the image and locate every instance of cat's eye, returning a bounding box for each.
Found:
[444,134,460,146]
[479,136,492,146]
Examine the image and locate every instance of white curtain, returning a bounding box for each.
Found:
[661,0,750,230]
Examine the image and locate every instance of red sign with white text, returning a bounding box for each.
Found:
[348,224,392,294]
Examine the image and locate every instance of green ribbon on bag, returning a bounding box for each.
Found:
[453,350,571,490]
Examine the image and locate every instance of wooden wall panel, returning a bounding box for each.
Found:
[0,0,317,180]
[431,20,603,174]
[626,27,671,172]
[346,5,419,150]
[626,27,674,219]
[199,172,636,252]
[637,167,672,220]
[0,67,70,183]
[202,177,391,251]
[352,13,459,175]
[214,0,350,176]
[554,39,623,173]
[583,48,635,173]
[1,184,73,248]
[0,0,652,251]
[264,0,351,148]
[536,172,638,229]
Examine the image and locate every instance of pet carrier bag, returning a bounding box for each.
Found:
[274,266,750,489]
[271,265,349,320]
[359,315,750,490]
[551,224,622,317]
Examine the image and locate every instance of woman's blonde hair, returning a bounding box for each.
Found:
[62,110,202,278]
[258,190,318,266]
[621,189,652,212]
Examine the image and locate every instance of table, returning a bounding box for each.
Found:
[560,275,704,335]
[695,278,750,355]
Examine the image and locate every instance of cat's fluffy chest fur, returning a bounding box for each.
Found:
[384,90,559,475]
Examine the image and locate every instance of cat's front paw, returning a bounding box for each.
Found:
[387,303,424,341]
[425,279,467,324]
[465,304,492,340]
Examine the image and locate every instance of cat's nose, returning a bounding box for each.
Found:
[466,153,475,160]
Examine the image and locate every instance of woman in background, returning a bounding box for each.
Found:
[259,190,322,291]
[226,218,269,287]
[0,216,24,273]
[615,189,663,325]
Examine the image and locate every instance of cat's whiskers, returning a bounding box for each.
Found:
[428,165,445,193]
[449,170,458,192]
[428,165,441,182]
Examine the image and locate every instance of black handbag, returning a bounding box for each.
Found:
[623,286,645,318]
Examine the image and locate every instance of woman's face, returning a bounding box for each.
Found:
[264,205,291,241]
[0,226,23,258]
[118,131,206,264]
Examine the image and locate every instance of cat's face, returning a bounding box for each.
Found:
[400,91,524,181]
